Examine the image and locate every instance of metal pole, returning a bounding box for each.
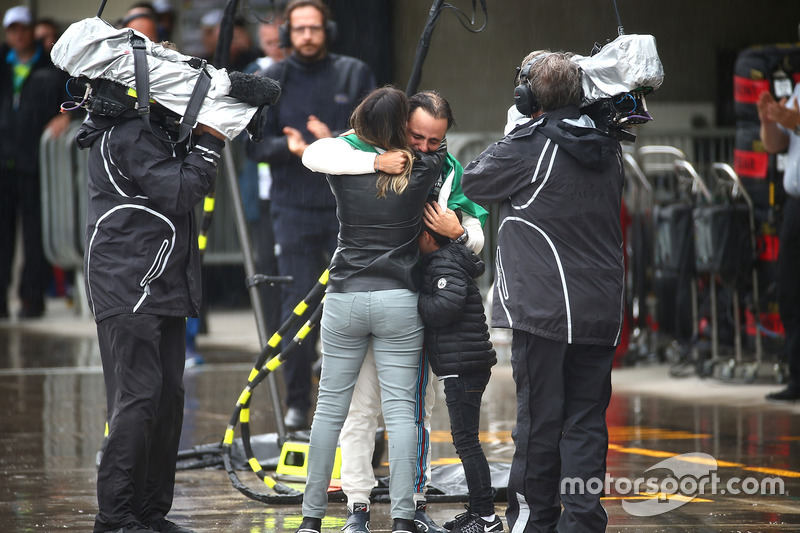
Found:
[221,143,287,444]
[405,0,445,96]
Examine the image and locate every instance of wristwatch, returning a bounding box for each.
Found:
[453,226,468,245]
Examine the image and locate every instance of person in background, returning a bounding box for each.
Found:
[246,0,375,431]
[299,85,443,533]
[34,17,58,55]
[199,9,223,62]
[0,5,70,320]
[118,3,160,42]
[151,0,175,42]
[758,87,800,402]
[239,18,286,338]
[462,51,624,533]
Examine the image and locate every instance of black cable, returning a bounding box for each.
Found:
[406,0,489,96]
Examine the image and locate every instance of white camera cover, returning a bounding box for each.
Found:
[572,34,665,105]
[51,17,256,140]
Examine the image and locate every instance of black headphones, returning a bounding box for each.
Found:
[278,18,338,49]
[514,55,546,117]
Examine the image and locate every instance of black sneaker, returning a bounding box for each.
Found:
[284,406,309,430]
[147,517,197,533]
[342,503,370,533]
[414,500,446,533]
[766,386,800,402]
[296,517,322,533]
[391,518,417,533]
[450,514,503,533]
[443,506,472,530]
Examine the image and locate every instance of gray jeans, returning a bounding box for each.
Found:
[302,289,424,521]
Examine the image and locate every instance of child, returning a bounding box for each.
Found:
[417,213,502,533]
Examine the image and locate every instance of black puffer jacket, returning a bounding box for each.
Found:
[418,242,496,376]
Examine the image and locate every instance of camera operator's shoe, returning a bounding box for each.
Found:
[342,503,370,533]
[414,500,446,533]
[296,517,322,533]
[146,517,196,533]
[450,514,503,533]
[391,518,417,533]
[766,386,800,402]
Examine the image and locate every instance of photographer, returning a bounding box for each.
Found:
[461,52,624,533]
[77,105,225,533]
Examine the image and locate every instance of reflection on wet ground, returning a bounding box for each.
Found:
[2,326,800,532]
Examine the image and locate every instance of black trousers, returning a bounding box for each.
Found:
[257,199,281,336]
[94,313,186,532]
[0,167,48,314]
[270,203,337,412]
[506,331,614,533]
[779,196,800,390]
[443,371,494,516]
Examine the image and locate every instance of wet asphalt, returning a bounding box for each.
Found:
[2,299,800,532]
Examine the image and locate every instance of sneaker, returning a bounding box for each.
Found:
[766,386,800,402]
[414,501,446,533]
[443,506,472,530]
[296,517,322,533]
[391,518,417,533]
[342,503,370,533]
[284,406,309,430]
[450,514,503,533]
[109,522,156,532]
[184,351,205,368]
[147,517,197,533]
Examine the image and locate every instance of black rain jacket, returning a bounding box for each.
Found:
[462,105,624,346]
[76,115,224,321]
[0,43,69,174]
[418,242,496,376]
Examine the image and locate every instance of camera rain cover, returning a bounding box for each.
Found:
[51,17,256,140]
[572,34,664,105]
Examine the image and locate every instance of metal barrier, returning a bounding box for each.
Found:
[40,121,86,270]
[39,124,249,268]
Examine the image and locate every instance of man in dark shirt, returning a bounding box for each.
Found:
[247,0,375,430]
[0,5,70,319]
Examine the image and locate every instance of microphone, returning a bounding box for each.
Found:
[228,71,281,107]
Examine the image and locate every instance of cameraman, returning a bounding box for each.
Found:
[77,104,225,533]
[462,52,624,533]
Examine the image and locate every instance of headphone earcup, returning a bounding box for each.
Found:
[514,84,535,117]
[325,20,338,44]
[278,22,291,48]
[278,19,337,48]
